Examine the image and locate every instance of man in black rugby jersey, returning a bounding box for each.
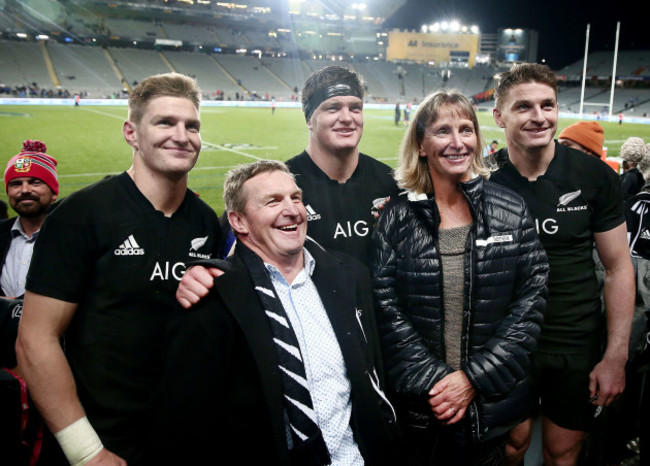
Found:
[16,73,223,466]
[490,63,634,466]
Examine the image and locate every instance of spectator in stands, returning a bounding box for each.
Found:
[491,63,634,466]
[604,139,650,466]
[488,140,499,154]
[175,65,401,308]
[0,141,66,466]
[627,140,650,259]
[372,89,548,465]
[1,140,58,298]
[557,121,604,158]
[148,160,399,465]
[619,137,646,201]
[16,72,224,466]
[557,120,620,172]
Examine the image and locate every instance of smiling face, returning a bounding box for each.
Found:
[229,170,307,270]
[419,104,477,185]
[123,95,201,180]
[307,95,363,155]
[493,81,558,155]
[7,177,57,219]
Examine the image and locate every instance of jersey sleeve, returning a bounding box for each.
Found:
[26,202,93,303]
[592,164,626,233]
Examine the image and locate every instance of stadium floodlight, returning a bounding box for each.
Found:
[440,21,449,31]
[449,21,460,32]
[16,33,27,38]
[430,23,440,32]
[470,25,479,34]
[421,25,428,33]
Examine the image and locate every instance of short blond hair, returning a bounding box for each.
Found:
[394,90,490,195]
[128,73,201,123]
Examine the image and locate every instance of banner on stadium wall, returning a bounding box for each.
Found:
[387,31,479,66]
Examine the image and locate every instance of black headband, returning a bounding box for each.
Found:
[303,83,363,122]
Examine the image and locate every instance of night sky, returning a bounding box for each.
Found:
[384,0,649,70]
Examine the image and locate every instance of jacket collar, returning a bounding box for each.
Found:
[405,176,484,206]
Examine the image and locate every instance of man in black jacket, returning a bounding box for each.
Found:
[176,65,400,308]
[0,140,58,298]
[149,160,397,465]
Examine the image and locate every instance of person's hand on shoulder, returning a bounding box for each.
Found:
[176,266,223,309]
[372,196,392,220]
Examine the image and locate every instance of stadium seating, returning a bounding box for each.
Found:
[47,42,122,97]
[1,0,649,112]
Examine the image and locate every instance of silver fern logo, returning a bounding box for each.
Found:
[558,190,582,206]
[188,236,212,259]
[190,236,208,251]
[557,190,588,212]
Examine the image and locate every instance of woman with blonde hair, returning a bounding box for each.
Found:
[372,90,549,465]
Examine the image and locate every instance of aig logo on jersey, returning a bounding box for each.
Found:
[114,234,145,256]
[556,190,588,212]
[305,204,321,221]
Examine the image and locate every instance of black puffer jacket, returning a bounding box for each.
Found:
[372,176,548,442]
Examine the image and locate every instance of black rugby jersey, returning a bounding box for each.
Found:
[26,172,223,461]
[286,151,401,266]
[491,142,624,352]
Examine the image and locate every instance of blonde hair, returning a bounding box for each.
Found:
[128,73,201,123]
[394,90,490,195]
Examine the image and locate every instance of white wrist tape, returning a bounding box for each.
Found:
[54,416,104,466]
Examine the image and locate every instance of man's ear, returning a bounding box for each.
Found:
[123,120,138,149]
[493,108,506,129]
[228,210,248,236]
[305,111,316,131]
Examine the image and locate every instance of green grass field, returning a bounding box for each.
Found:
[1,104,649,214]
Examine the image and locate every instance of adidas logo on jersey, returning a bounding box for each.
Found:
[114,234,145,256]
[305,204,321,221]
[641,229,650,240]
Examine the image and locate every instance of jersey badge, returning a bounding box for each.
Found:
[556,190,588,212]
[476,235,513,247]
[13,157,33,173]
[188,236,212,259]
